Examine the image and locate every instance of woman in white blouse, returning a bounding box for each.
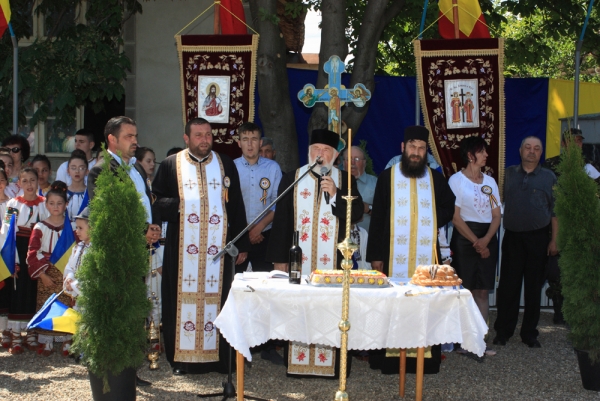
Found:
[449,136,501,355]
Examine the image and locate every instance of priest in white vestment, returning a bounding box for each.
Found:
[366,125,455,278]
[152,118,249,375]
[266,128,363,377]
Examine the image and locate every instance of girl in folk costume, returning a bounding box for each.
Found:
[0,149,19,198]
[0,160,13,344]
[27,181,73,356]
[63,207,91,311]
[66,150,89,230]
[1,167,49,354]
[31,155,53,196]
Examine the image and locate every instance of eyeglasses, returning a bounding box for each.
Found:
[348,157,365,164]
[69,166,87,172]
[8,147,21,154]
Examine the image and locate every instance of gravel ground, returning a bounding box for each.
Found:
[1,310,599,401]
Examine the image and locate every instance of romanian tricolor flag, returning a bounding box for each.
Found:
[77,190,89,216]
[27,293,80,334]
[0,0,11,38]
[438,0,490,39]
[49,213,76,274]
[0,213,17,283]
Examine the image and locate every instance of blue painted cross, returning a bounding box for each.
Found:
[297,55,371,136]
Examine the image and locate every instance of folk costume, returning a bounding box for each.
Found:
[66,189,88,230]
[27,220,73,355]
[366,126,455,375]
[266,129,363,378]
[152,149,249,374]
[63,241,91,310]
[0,196,49,353]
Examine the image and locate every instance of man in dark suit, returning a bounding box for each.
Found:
[87,116,160,387]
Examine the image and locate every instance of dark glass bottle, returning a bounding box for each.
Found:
[289,231,302,284]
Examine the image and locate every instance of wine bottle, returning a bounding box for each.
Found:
[289,231,302,284]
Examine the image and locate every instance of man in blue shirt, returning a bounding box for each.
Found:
[234,122,282,273]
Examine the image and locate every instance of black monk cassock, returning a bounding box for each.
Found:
[365,166,455,276]
[152,151,249,374]
[266,168,364,268]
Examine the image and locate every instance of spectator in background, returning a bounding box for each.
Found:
[493,136,557,349]
[30,155,52,196]
[448,136,501,357]
[343,146,377,232]
[259,137,276,160]
[234,123,282,273]
[56,129,96,186]
[0,148,18,198]
[2,135,30,185]
[135,147,157,188]
[166,147,183,157]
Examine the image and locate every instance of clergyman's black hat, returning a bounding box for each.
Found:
[404,125,430,143]
[310,129,346,152]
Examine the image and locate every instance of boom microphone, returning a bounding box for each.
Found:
[320,166,330,204]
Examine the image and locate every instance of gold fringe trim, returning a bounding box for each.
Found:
[417,48,501,58]
[497,38,506,197]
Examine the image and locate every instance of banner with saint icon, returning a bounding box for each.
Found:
[414,38,506,192]
[176,34,259,159]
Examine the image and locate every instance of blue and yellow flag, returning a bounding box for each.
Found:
[49,213,75,274]
[27,293,80,334]
[0,213,16,282]
[77,190,89,216]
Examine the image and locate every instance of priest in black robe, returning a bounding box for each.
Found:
[152,118,249,376]
[366,125,455,374]
[366,125,455,275]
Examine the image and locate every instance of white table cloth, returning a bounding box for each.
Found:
[214,273,488,361]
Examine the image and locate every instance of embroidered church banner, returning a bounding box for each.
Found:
[176,35,259,159]
[414,38,505,192]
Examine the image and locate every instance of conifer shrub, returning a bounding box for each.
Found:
[72,149,151,391]
[555,135,600,363]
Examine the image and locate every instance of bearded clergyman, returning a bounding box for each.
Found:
[266,128,363,378]
[366,125,455,278]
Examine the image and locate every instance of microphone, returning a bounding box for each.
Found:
[320,166,330,204]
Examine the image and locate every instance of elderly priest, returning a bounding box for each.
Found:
[267,128,363,377]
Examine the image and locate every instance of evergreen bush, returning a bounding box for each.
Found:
[72,148,151,392]
[555,134,600,363]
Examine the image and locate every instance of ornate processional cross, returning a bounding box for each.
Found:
[297,55,372,136]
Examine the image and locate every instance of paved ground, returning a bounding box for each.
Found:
[0,310,599,400]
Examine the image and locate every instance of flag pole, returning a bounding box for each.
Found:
[452,0,460,38]
[573,0,595,129]
[415,0,431,124]
[8,22,18,136]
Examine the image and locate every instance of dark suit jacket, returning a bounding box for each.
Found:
[88,154,158,224]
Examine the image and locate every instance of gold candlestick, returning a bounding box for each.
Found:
[334,193,357,401]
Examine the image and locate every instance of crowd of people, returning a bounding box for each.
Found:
[0,117,591,385]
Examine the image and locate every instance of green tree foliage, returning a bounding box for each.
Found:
[0,0,142,138]
[555,135,600,363]
[500,6,600,82]
[72,148,151,392]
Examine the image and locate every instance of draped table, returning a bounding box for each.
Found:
[214,273,488,400]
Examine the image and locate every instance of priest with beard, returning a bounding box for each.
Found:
[266,128,363,378]
[366,125,456,374]
[152,117,249,376]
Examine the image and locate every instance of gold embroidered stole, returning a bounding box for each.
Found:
[289,165,341,376]
[293,165,341,275]
[174,150,227,363]
[389,165,437,278]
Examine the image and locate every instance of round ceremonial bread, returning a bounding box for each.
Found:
[410,264,463,286]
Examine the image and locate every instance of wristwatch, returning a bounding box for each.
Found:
[368,204,373,214]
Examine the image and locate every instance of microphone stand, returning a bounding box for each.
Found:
[197,157,322,401]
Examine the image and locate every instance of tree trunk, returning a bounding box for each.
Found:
[249,0,299,173]
[307,0,405,141]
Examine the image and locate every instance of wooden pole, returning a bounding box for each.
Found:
[214,2,221,34]
[452,0,460,38]
[415,348,425,401]
[399,349,407,397]
[236,351,244,401]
